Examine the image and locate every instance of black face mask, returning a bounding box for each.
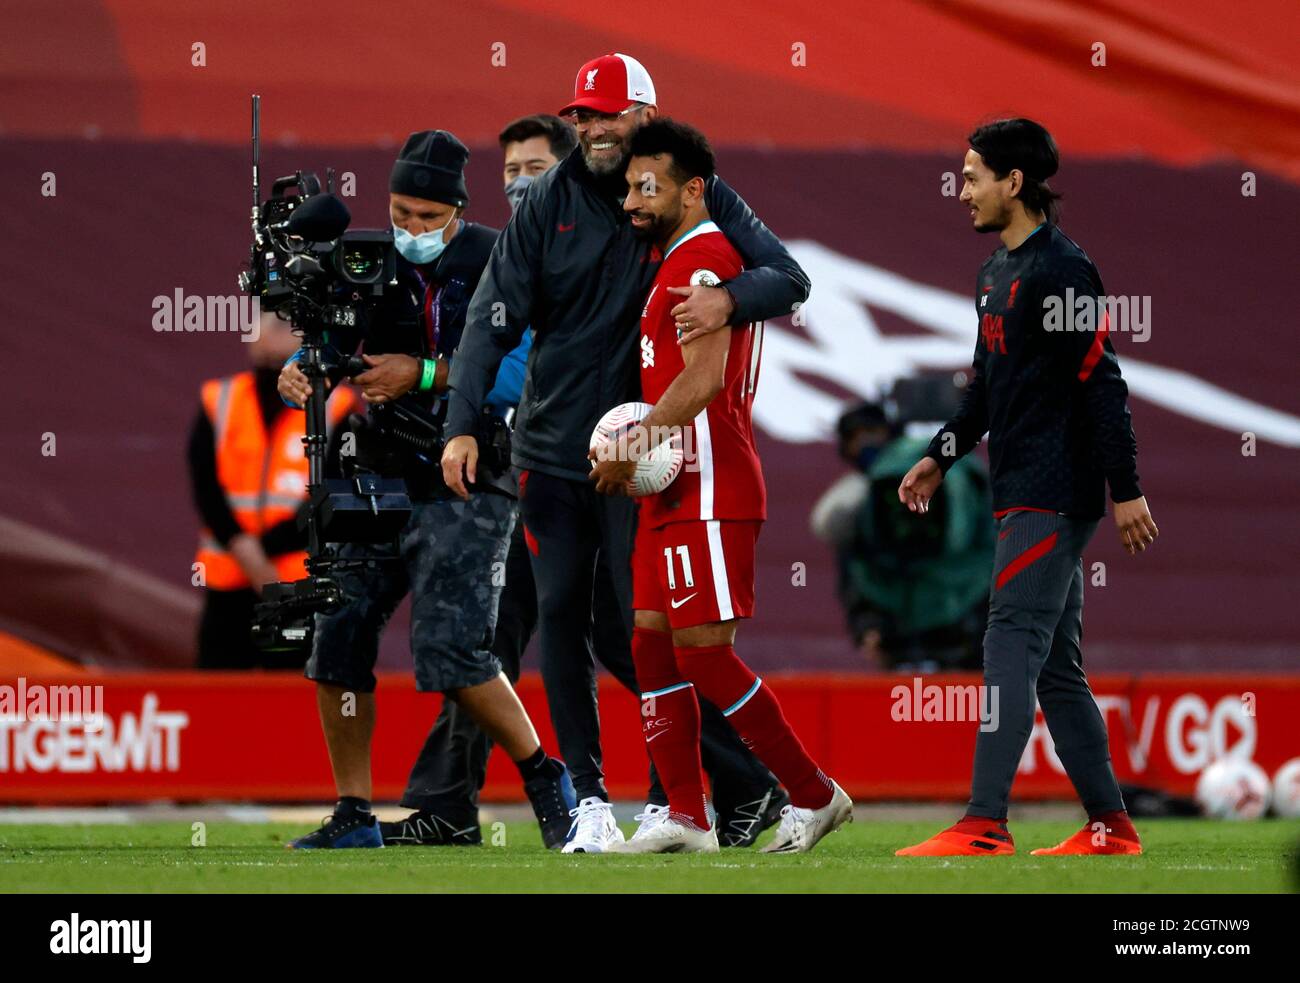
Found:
[504,174,534,213]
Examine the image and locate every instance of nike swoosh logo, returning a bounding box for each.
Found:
[557,222,575,232]
[646,730,668,742]
[670,593,698,609]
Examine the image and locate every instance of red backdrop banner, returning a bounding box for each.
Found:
[2,672,1295,803]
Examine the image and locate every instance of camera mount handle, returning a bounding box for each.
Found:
[295,330,339,570]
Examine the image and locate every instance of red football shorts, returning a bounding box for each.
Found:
[633,518,761,628]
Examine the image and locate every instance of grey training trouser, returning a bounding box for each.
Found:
[967,509,1125,819]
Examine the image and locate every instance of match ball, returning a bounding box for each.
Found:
[1270,758,1300,818]
[1194,758,1271,821]
[589,401,684,497]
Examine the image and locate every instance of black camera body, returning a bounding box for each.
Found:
[237,170,397,330]
[357,399,513,499]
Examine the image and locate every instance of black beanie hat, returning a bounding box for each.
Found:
[390,130,470,207]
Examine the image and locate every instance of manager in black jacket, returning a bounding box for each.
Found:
[442,53,807,853]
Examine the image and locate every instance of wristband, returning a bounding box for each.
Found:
[418,357,438,392]
[721,285,739,325]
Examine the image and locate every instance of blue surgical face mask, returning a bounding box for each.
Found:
[855,445,881,473]
[504,174,534,213]
[393,213,458,264]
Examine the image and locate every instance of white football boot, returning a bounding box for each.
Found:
[627,803,670,841]
[760,781,853,853]
[561,797,626,854]
[616,804,719,854]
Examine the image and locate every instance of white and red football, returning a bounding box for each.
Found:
[588,401,684,497]
[1194,758,1271,821]
[1271,758,1300,818]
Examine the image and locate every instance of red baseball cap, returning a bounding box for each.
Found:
[559,53,657,116]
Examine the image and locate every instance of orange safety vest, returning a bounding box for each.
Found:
[195,371,356,591]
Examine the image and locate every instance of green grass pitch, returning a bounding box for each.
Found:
[2,819,1296,893]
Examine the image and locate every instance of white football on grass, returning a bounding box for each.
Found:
[1194,758,1271,820]
[1270,758,1300,818]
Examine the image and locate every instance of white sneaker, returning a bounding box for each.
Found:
[561,797,626,854]
[627,803,671,842]
[617,806,719,854]
[760,780,853,853]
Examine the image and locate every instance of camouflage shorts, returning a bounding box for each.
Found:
[305,492,516,694]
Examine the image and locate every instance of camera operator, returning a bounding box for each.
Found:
[381,114,583,846]
[277,130,572,850]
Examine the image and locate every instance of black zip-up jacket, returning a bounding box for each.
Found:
[924,223,1141,519]
[444,148,811,481]
[333,220,500,413]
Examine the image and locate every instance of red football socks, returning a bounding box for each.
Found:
[631,627,709,830]
[676,643,833,809]
[955,814,1011,836]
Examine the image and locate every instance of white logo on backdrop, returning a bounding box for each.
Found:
[754,241,1300,448]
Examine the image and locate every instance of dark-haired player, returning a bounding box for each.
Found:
[896,118,1158,857]
[590,119,852,853]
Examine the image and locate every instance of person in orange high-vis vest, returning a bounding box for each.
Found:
[187,312,356,668]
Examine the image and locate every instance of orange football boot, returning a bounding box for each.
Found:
[895,817,1015,857]
[1032,823,1142,856]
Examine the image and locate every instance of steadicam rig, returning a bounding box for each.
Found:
[236,94,411,652]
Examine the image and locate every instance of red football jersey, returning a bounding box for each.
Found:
[638,222,766,529]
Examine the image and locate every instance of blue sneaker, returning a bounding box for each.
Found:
[287,812,384,849]
[523,759,577,849]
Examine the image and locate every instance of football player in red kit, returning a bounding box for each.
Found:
[589,119,852,853]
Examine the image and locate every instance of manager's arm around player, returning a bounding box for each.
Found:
[441,53,810,499]
[672,174,810,344]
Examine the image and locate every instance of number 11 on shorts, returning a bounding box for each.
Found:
[663,544,695,590]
